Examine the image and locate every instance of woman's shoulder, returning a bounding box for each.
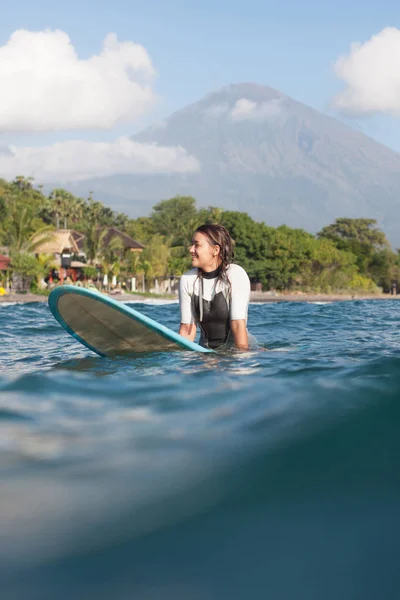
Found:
[227,263,249,278]
[180,268,198,286]
[181,268,198,279]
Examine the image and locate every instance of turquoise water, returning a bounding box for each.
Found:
[1,298,400,599]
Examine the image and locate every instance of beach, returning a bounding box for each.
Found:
[1,290,400,304]
[0,292,151,304]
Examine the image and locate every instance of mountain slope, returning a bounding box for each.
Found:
[74,83,400,244]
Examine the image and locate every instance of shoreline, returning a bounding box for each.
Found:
[1,290,400,304]
[249,291,400,303]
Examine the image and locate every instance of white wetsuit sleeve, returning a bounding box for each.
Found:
[179,274,195,324]
[229,265,251,321]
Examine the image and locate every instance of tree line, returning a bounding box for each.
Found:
[1,175,399,294]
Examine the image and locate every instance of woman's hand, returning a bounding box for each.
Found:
[179,323,197,342]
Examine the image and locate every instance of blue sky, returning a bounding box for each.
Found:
[1,0,400,182]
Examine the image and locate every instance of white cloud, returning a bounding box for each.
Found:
[333,27,400,116]
[0,29,157,133]
[203,103,230,118]
[231,98,283,121]
[231,99,257,120]
[0,137,200,183]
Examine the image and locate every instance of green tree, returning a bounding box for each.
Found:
[47,188,80,229]
[151,195,200,247]
[125,217,155,245]
[10,176,47,212]
[100,234,125,264]
[0,196,6,224]
[82,265,98,280]
[219,210,272,274]
[140,234,171,278]
[9,251,42,292]
[12,175,35,192]
[81,195,122,264]
[368,249,400,291]
[136,258,152,292]
[199,206,224,224]
[318,218,390,248]
[0,188,55,253]
[84,195,120,228]
[32,253,59,289]
[318,218,395,287]
[83,223,108,264]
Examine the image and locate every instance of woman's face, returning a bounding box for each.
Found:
[189,232,220,271]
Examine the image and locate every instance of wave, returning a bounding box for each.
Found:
[1,358,399,599]
[2,299,400,599]
[125,298,179,305]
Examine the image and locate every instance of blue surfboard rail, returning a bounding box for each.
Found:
[48,285,214,356]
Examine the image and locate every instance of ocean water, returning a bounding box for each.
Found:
[1,297,400,600]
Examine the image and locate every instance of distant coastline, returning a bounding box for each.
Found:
[1,291,400,304]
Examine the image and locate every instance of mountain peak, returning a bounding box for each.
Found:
[218,81,284,96]
[200,82,285,108]
[76,83,400,245]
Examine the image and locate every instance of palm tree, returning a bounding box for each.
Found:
[48,189,76,229]
[101,235,125,264]
[85,197,106,226]
[109,261,121,287]
[125,251,142,277]
[12,176,34,192]
[70,197,85,228]
[100,259,112,289]
[140,234,171,280]
[35,253,58,288]
[84,223,108,264]
[1,192,55,253]
[136,258,152,292]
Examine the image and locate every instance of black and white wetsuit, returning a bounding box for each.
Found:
[179,264,251,349]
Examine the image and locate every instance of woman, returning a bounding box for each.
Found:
[178,224,252,350]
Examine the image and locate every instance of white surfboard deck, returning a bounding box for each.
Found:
[48,285,213,357]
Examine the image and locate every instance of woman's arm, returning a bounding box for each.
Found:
[178,273,197,341]
[229,265,251,351]
[230,319,249,350]
[179,322,197,342]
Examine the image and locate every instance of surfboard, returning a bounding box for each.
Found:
[48,285,213,357]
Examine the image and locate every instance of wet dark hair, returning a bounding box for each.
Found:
[194,223,235,285]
